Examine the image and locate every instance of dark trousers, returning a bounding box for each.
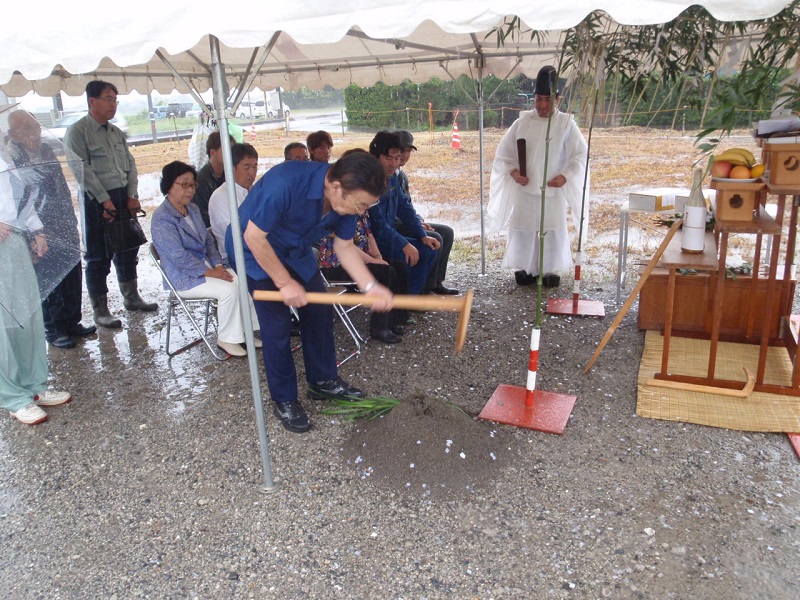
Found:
[248,270,337,405]
[396,222,454,291]
[40,262,83,340]
[83,188,139,296]
[322,262,405,333]
[377,237,438,295]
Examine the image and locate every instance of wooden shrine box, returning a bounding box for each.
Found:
[710,179,767,221]
[763,141,800,186]
[638,268,795,341]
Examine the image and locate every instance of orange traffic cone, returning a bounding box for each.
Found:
[451,121,461,150]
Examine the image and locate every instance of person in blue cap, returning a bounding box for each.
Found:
[227,151,392,433]
[487,65,590,288]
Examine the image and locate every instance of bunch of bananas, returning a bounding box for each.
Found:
[714,148,756,167]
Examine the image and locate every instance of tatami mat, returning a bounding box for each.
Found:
[637,331,800,431]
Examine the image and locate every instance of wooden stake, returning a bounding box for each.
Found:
[584,219,682,372]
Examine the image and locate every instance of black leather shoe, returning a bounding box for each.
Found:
[70,323,97,337]
[432,284,460,295]
[308,377,365,401]
[290,313,301,337]
[50,335,76,349]
[542,273,561,288]
[514,270,537,286]
[273,400,311,433]
[390,324,405,336]
[370,329,402,344]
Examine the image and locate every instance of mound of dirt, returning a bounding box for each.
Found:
[339,393,510,498]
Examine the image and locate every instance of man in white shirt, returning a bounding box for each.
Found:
[208,143,259,263]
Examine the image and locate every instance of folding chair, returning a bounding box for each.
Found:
[320,272,367,366]
[149,244,228,361]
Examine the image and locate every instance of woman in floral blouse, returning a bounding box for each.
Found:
[318,212,408,344]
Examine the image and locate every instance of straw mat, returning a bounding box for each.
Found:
[637,331,800,432]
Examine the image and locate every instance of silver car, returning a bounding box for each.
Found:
[49,112,129,139]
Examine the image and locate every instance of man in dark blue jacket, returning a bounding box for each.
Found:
[367,131,439,295]
[228,152,391,433]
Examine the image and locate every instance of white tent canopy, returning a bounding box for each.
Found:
[1,1,794,96]
[2,22,558,97]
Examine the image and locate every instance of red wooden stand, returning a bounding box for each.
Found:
[479,384,576,435]
[546,297,605,317]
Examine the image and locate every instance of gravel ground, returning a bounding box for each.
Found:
[1,248,799,599]
[1,127,798,599]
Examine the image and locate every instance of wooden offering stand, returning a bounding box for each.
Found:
[647,181,800,397]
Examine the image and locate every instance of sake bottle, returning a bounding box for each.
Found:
[681,168,706,254]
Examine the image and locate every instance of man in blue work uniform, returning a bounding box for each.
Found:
[228,151,392,433]
[367,131,440,295]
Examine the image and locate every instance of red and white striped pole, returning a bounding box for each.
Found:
[250,121,256,141]
[572,251,583,305]
[525,327,541,408]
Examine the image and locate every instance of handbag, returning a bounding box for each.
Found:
[103,208,147,254]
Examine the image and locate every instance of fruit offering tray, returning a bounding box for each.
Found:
[711,177,760,183]
[710,147,765,181]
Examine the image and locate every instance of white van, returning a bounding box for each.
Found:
[234,101,266,120]
[265,90,290,118]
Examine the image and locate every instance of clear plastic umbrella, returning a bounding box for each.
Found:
[0,107,83,328]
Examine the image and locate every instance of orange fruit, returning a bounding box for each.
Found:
[730,165,752,179]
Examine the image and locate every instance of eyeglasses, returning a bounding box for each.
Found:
[347,196,379,214]
[97,96,119,105]
[347,196,362,214]
[175,181,197,190]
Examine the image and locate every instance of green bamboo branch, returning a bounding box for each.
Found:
[535,70,557,329]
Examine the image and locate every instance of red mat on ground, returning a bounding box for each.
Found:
[479,384,576,434]
[546,297,605,317]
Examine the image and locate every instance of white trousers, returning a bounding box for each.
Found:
[177,269,259,345]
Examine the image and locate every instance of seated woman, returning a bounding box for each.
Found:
[318,211,408,344]
[151,161,260,358]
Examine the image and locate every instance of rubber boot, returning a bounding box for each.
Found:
[90,294,122,328]
[119,279,158,312]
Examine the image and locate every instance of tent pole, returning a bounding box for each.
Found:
[440,57,489,276]
[210,35,279,494]
[477,64,486,276]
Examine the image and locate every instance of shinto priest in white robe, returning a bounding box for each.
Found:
[487,109,589,276]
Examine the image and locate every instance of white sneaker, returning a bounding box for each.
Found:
[11,402,48,425]
[34,390,72,407]
[217,340,247,357]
